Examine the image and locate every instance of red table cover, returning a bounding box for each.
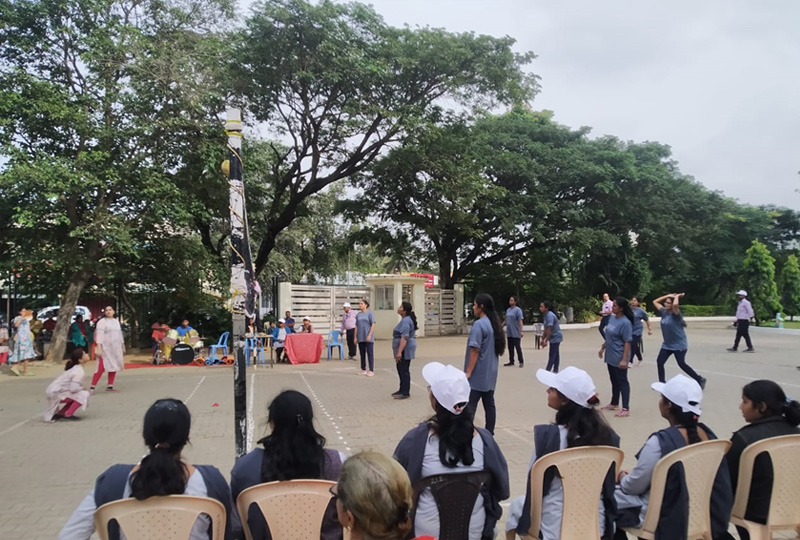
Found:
[285,333,323,364]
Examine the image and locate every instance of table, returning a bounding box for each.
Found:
[285,333,323,364]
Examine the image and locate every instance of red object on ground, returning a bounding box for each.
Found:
[212,402,219,407]
[284,333,323,364]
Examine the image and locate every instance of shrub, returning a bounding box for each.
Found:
[677,305,730,317]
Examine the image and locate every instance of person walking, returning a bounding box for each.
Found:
[598,293,613,338]
[340,302,357,360]
[652,293,706,389]
[356,299,376,377]
[90,305,125,392]
[540,301,563,373]
[9,308,36,376]
[598,296,633,417]
[630,296,652,367]
[728,290,755,353]
[392,302,417,400]
[503,296,524,367]
[465,293,505,434]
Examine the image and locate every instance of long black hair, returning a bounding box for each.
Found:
[554,392,615,448]
[743,380,800,426]
[474,293,505,357]
[428,402,476,468]
[130,399,191,500]
[541,300,555,312]
[259,390,327,482]
[665,399,702,444]
[400,301,418,331]
[65,348,84,371]
[614,296,635,324]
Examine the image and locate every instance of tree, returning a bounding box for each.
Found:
[0,0,232,361]
[235,0,537,277]
[739,240,782,323]
[779,254,800,320]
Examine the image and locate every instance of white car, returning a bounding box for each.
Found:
[37,305,93,323]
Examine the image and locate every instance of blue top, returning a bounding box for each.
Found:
[176,325,194,337]
[505,306,523,338]
[464,316,498,392]
[271,325,293,342]
[604,315,632,366]
[659,307,687,350]
[355,310,376,342]
[542,310,562,344]
[284,317,295,328]
[632,307,649,336]
[392,316,416,359]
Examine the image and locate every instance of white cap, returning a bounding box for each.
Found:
[536,367,597,408]
[278,318,285,323]
[343,302,351,308]
[736,290,747,297]
[303,316,310,321]
[651,374,703,416]
[422,362,471,415]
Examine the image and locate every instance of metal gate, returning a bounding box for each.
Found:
[289,284,370,336]
[424,288,459,336]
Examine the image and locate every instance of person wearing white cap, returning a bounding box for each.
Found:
[651,292,706,389]
[300,316,314,333]
[613,375,733,539]
[340,302,357,359]
[727,289,755,353]
[505,367,618,540]
[393,362,509,539]
[271,318,292,363]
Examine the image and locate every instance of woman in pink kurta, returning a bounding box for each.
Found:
[90,306,125,392]
[44,348,90,422]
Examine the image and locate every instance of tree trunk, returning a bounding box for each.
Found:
[120,285,138,349]
[46,272,89,363]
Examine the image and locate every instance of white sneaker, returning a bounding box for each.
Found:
[361,370,368,375]
[367,371,374,377]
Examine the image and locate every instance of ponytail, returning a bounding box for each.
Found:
[615,296,635,324]
[555,396,614,448]
[667,401,702,444]
[743,380,800,427]
[474,293,506,357]
[428,402,476,468]
[65,348,84,371]
[401,302,418,331]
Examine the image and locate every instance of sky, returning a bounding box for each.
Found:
[243,0,800,210]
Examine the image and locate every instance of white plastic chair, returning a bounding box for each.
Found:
[730,434,800,540]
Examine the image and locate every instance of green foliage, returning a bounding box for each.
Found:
[779,254,800,318]
[739,240,782,321]
[677,305,731,317]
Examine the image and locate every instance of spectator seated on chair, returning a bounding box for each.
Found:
[271,319,292,363]
[393,362,509,540]
[231,390,345,540]
[721,380,800,540]
[506,366,619,540]
[612,375,732,540]
[58,398,238,540]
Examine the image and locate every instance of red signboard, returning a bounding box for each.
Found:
[410,273,436,288]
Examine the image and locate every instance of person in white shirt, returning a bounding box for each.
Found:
[728,289,755,352]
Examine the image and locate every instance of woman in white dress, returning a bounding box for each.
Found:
[90,305,125,392]
[44,348,90,422]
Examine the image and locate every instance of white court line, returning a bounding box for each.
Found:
[247,373,255,452]
[380,368,425,389]
[185,376,206,403]
[500,427,531,444]
[300,373,352,454]
[0,415,39,437]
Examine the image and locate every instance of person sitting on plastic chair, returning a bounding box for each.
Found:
[272,319,292,363]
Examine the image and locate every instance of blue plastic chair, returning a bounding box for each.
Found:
[208,332,229,362]
[244,337,266,366]
[327,330,344,360]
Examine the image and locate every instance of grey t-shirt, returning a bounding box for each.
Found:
[505,306,523,338]
[355,310,375,342]
[604,315,632,366]
[464,316,498,392]
[543,310,562,344]
[632,307,649,337]
[658,308,687,351]
[392,316,417,359]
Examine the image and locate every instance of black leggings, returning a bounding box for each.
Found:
[656,348,702,384]
[468,389,496,434]
[631,335,643,361]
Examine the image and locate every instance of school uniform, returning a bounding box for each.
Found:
[505,306,524,366]
[604,316,633,410]
[465,316,499,434]
[543,310,563,373]
[656,309,703,386]
[392,316,417,396]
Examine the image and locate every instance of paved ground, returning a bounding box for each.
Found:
[1,322,798,539]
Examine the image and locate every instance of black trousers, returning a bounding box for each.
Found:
[733,319,753,350]
[599,315,610,338]
[607,364,630,410]
[396,355,411,396]
[346,328,357,357]
[507,337,523,364]
[631,334,643,361]
[468,389,496,434]
[358,341,374,371]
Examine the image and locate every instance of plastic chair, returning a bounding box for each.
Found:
[623,439,731,540]
[94,495,226,540]
[326,330,343,360]
[236,479,341,540]
[730,434,800,540]
[244,337,266,367]
[410,471,491,540]
[208,332,229,361]
[515,446,623,540]
[532,323,544,349]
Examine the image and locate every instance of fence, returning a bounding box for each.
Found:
[424,288,460,336]
[285,284,370,336]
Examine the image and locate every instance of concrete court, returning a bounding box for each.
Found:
[0,322,798,540]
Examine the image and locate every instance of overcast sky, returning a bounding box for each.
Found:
[245,1,800,210]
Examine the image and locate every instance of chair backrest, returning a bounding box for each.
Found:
[410,471,491,540]
[94,495,226,540]
[533,322,544,335]
[237,479,338,540]
[327,330,341,344]
[528,445,623,540]
[731,433,800,527]
[216,332,229,347]
[639,439,730,539]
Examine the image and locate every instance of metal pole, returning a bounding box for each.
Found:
[226,107,254,458]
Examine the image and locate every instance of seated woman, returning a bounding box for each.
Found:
[333,450,432,540]
[58,398,237,540]
[302,316,314,333]
[613,374,733,540]
[271,318,292,363]
[723,380,800,540]
[394,362,509,540]
[231,390,345,540]
[506,366,619,540]
[43,348,91,422]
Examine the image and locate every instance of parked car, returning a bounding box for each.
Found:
[37,305,92,323]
